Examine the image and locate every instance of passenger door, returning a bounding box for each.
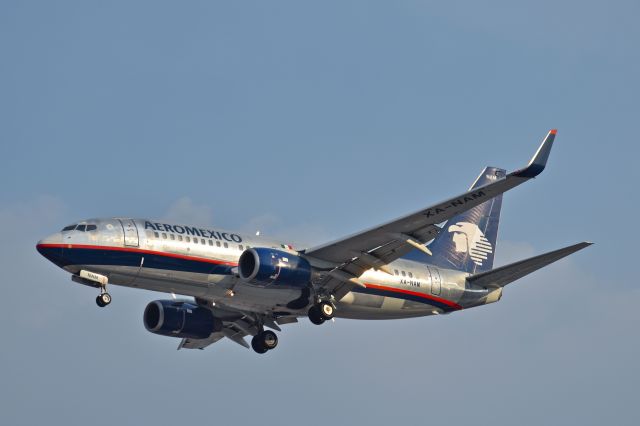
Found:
[118,218,139,247]
[427,266,441,296]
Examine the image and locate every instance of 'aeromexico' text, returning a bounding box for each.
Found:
[144,221,242,243]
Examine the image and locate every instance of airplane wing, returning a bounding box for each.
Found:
[178,319,253,350]
[466,242,592,289]
[178,306,293,350]
[304,130,557,300]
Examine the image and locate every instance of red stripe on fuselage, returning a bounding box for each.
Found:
[363,282,463,310]
[35,243,238,267]
[37,244,463,309]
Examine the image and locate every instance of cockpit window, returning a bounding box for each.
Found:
[76,224,87,232]
[86,225,97,231]
[62,225,76,232]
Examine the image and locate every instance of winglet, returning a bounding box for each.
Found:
[512,129,557,178]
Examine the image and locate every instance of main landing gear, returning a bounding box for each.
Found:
[251,330,278,354]
[308,301,335,325]
[95,288,112,308]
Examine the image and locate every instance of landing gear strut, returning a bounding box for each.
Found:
[308,301,335,325]
[251,330,278,354]
[95,288,111,308]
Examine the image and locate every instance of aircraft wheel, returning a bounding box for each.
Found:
[96,292,111,307]
[260,330,278,350]
[95,295,105,307]
[251,335,268,354]
[308,306,325,325]
[319,301,335,320]
[99,292,112,306]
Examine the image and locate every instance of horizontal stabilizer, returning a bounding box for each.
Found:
[466,242,592,288]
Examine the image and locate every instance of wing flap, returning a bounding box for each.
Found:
[178,332,226,350]
[466,242,592,289]
[313,227,440,300]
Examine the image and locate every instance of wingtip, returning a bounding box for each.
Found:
[550,129,558,135]
[572,241,594,251]
[512,130,556,178]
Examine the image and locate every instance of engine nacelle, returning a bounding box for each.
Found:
[238,247,311,287]
[143,300,222,339]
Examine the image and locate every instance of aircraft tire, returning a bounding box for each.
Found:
[251,335,268,354]
[95,296,105,307]
[98,292,111,306]
[308,306,325,325]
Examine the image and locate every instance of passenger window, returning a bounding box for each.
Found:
[186,237,190,242]
[208,240,213,246]
[401,271,406,277]
[178,235,183,241]
[162,233,167,239]
[170,234,175,240]
[394,269,399,275]
[223,242,228,248]
[61,224,76,232]
[154,232,159,238]
[201,238,205,245]
[239,245,243,251]
[86,225,97,231]
[193,238,198,244]
[216,241,221,247]
[76,224,86,232]
[408,272,413,278]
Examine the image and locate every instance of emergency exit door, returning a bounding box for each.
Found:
[427,266,441,296]
[118,218,139,247]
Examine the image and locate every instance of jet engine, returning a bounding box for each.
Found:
[143,300,222,339]
[238,247,311,287]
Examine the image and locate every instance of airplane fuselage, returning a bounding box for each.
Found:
[37,218,500,320]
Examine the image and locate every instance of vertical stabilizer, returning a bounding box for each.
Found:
[424,167,505,273]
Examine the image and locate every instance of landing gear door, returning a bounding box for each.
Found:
[118,219,139,247]
[427,266,442,296]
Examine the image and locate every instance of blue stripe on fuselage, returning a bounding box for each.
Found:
[41,246,235,275]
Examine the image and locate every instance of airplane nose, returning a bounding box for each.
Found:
[36,233,67,267]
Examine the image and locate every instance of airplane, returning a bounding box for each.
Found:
[36,130,591,354]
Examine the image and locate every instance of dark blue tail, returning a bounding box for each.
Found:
[403,166,505,274]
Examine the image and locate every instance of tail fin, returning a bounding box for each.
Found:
[427,166,505,274]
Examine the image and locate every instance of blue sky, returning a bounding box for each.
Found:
[1,1,638,425]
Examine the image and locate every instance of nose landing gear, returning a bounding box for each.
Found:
[72,270,112,308]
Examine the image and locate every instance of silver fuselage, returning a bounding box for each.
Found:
[37,218,502,319]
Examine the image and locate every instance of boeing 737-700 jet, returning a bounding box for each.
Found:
[37,130,590,354]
